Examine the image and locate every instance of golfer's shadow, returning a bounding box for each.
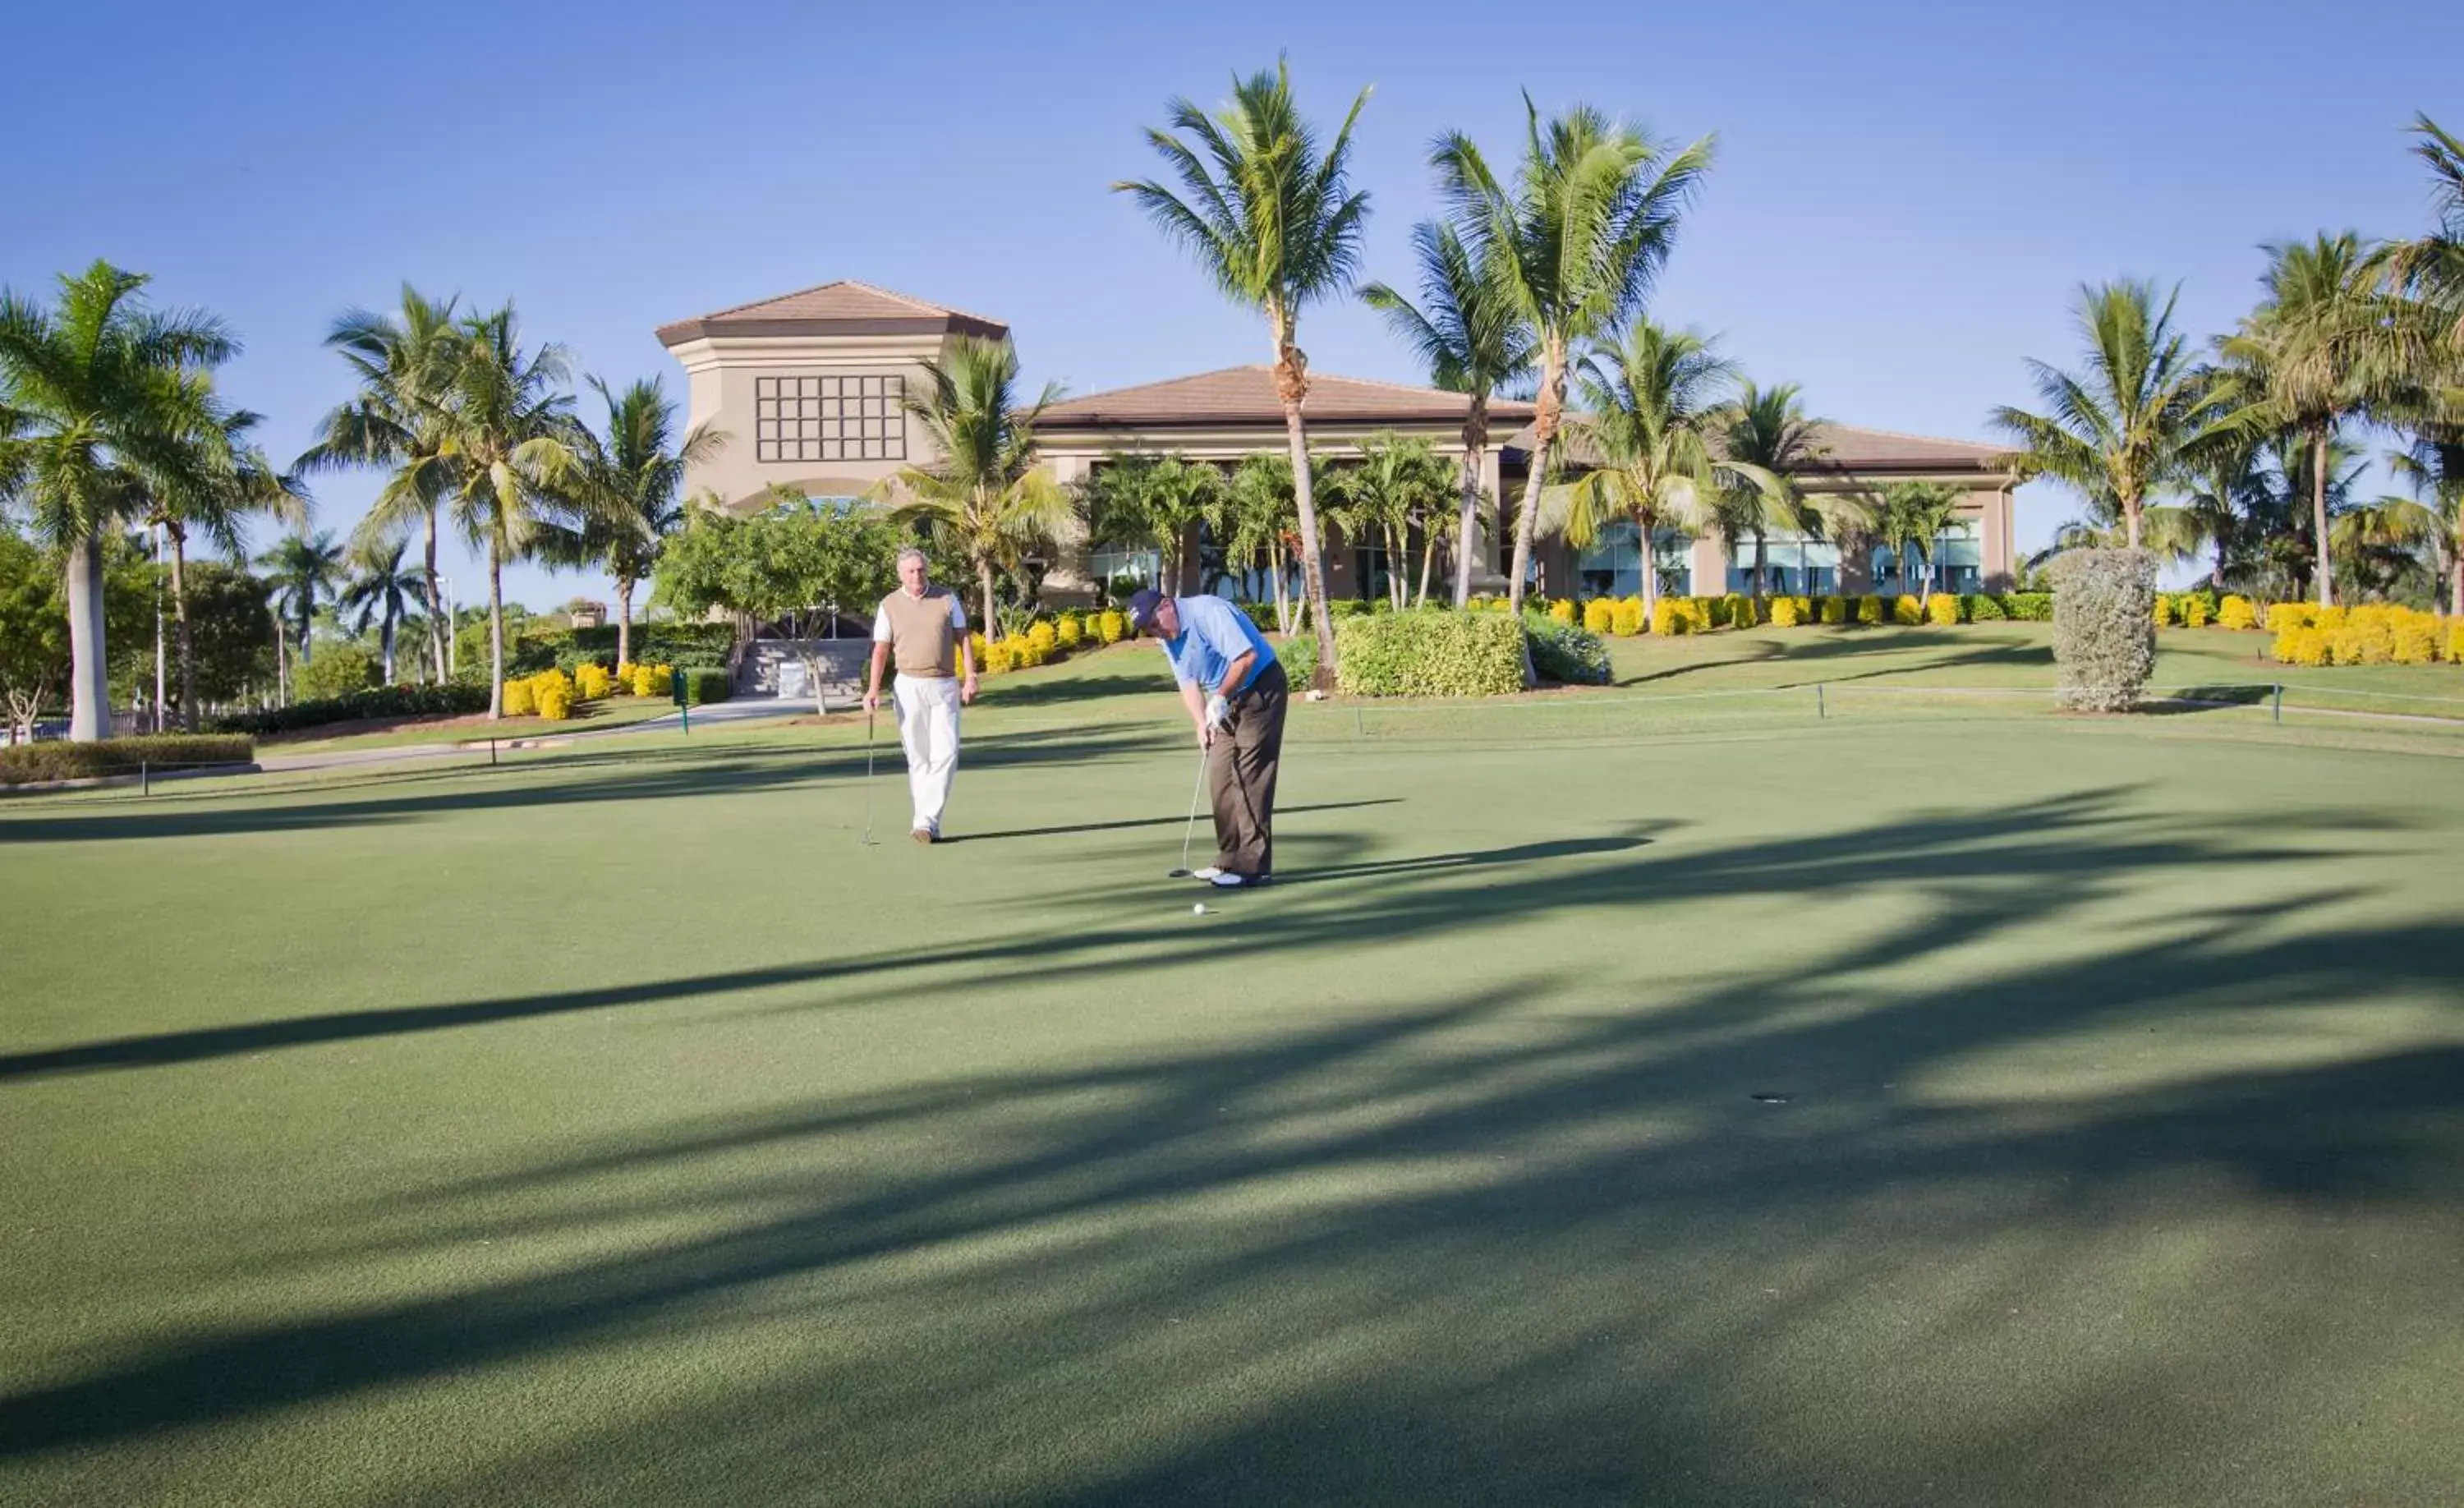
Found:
[1269,828,1664,887]
[935,798,1403,845]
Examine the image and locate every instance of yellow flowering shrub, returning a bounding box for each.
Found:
[2274,626,2330,665]
[2152,595,2178,628]
[2217,595,2258,630]
[2265,603,2313,634]
[1819,595,1849,625]
[1925,593,1959,626]
[1096,609,1128,644]
[1056,615,1085,649]
[1769,595,1804,628]
[1027,621,1058,655]
[1892,594,1924,626]
[1582,598,1616,634]
[1548,599,1577,626]
[536,683,573,720]
[502,678,537,716]
[1650,598,1687,636]
[2313,605,2350,633]
[2179,594,2213,628]
[981,637,1016,674]
[573,663,616,701]
[627,664,673,698]
[1856,595,1886,625]
[2450,619,2464,664]
[2391,614,2439,665]
[1721,592,1756,628]
[1611,597,1643,637]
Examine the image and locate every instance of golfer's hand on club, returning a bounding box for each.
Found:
[960,673,978,706]
[862,687,880,715]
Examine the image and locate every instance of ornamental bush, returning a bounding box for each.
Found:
[536,683,573,720]
[2002,591,2054,621]
[573,662,617,701]
[292,645,381,703]
[1965,593,2007,621]
[1547,599,1577,626]
[1027,621,1058,655]
[1721,592,1756,628]
[1522,609,1612,685]
[2391,614,2439,665]
[1056,614,1085,649]
[2152,595,2178,628]
[0,733,255,785]
[1651,598,1686,637]
[2179,593,2213,628]
[1335,609,1525,697]
[2218,595,2259,630]
[1770,595,1807,628]
[1276,632,1317,686]
[1925,593,1960,626]
[211,683,489,736]
[1892,594,1924,626]
[502,678,537,717]
[1818,595,1850,625]
[680,668,732,704]
[1611,596,1643,637]
[2265,602,2312,635]
[1096,609,1128,644]
[1855,595,1886,625]
[2050,548,2158,711]
[2274,626,2329,665]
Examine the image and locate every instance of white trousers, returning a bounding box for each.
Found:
[893,674,963,833]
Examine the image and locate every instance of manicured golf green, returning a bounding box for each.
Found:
[4,646,2462,1506]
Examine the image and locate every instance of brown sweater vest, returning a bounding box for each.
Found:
[878,587,961,678]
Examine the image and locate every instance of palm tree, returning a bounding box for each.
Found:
[298,287,463,684]
[140,409,307,729]
[0,262,236,740]
[1116,60,1371,687]
[258,529,346,667]
[1326,434,1457,608]
[549,376,724,669]
[2381,113,2464,351]
[1215,452,1303,632]
[1873,481,1967,597]
[874,334,1068,640]
[1083,453,1222,595]
[2390,436,2464,614]
[1538,320,1772,619]
[2218,235,2398,606]
[1361,218,1537,605]
[1993,280,2236,557]
[435,305,579,718]
[1718,381,1832,600]
[2329,496,2436,600]
[1436,100,1715,616]
[338,538,425,683]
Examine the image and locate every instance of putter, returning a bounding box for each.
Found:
[860,708,879,847]
[1165,743,1207,877]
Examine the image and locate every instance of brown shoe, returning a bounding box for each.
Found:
[911,827,935,846]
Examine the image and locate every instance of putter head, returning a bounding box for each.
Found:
[1166,867,1193,878]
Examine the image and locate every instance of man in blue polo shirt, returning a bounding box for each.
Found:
[1127,586,1288,888]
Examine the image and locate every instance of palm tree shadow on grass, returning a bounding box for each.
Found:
[6,793,2461,1502]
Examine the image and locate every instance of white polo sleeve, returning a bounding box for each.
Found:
[947,595,968,632]
[871,599,894,643]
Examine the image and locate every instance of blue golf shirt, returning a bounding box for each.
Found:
[1156,594,1273,696]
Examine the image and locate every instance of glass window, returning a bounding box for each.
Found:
[1087,546,1161,592]
[753,375,906,463]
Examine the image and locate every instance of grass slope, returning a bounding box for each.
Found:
[2,655,2462,1506]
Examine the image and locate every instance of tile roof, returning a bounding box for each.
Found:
[1510,418,2011,476]
[656,280,1007,345]
[1039,366,1539,430]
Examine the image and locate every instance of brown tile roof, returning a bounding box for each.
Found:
[1039,366,1539,430]
[656,280,1008,346]
[1510,418,2010,476]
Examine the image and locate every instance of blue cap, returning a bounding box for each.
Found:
[1126,587,1167,632]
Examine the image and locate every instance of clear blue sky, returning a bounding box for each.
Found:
[6,0,2457,608]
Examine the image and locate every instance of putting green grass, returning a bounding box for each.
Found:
[4,664,2462,1506]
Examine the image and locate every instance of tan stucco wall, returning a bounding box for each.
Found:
[666,332,962,513]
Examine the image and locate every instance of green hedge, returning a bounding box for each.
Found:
[1964,593,2007,621]
[1334,609,1524,697]
[2,734,255,785]
[680,668,733,706]
[1522,610,1612,685]
[559,622,735,671]
[1276,632,1318,687]
[213,683,490,736]
[2001,591,2053,622]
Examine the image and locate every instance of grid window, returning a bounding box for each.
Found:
[753,375,907,463]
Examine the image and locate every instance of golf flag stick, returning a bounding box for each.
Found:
[861,708,879,846]
[1167,742,1207,877]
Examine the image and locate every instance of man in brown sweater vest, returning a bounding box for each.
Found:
[862,548,978,844]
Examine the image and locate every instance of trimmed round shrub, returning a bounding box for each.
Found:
[2264,602,2312,635]
[1581,598,1616,635]
[1611,597,1643,637]
[1818,595,1849,625]
[1721,592,1756,628]
[1856,595,1886,626]
[2217,595,2259,631]
[1925,593,1960,626]
[502,678,537,717]
[1965,593,2007,621]
[1892,594,1924,626]
[1651,598,1687,637]
[1547,599,1577,626]
[2153,594,2179,628]
[2051,548,2158,711]
[1096,609,1128,644]
[1522,610,1612,685]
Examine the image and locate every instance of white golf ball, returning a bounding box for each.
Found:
[1192,903,1207,915]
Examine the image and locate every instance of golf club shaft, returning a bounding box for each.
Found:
[1177,741,1207,873]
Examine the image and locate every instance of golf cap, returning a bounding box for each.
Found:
[1126,587,1167,633]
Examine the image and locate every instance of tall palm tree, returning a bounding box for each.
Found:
[435,305,579,718]
[874,334,1068,640]
[548,376,724,669]
[1215,452,1303,632]
[1117,60,1370,686]
[1436,100,1715,615]
[1325,434,1456,608]
[1538,320,1773,618]
[1083,453,1221,595]
[2387,441,2463,613]
[1361,218,1537,605]
[140,408,307,729]
[1993,279,2236,554]
[0,261,235,740]
[298,287,463,683]
[257,529,346,666]
[2218,235,2397,606]
[338,538,425,684]
[2381,113,2464,351]
[1718,381,1832,600]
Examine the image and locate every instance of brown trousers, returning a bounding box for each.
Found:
[1209,660,1288,876]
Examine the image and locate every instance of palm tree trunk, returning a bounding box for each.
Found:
[2123,499,2143,550]
[1639,519,1662,622]
[486,540,506,720]
[1277,360,1336,689]
[616,574,634,669]
[424,512,446,686]
[65,533,111,743]
[273,606,289,708]
[1271,544,1293,635]
[1508,348,1564,618]
[1454,439,1483,609]
[1417,517,1438,608]
[2452,551,2462,618]
[380,611,397,686]
[153,526,168,734]
[2310,432,2335,608]
[172,531,196,732]
[1751,530,1768,603]
[978,559,1000,643]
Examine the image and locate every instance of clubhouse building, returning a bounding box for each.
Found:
[656,280,2020,604]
